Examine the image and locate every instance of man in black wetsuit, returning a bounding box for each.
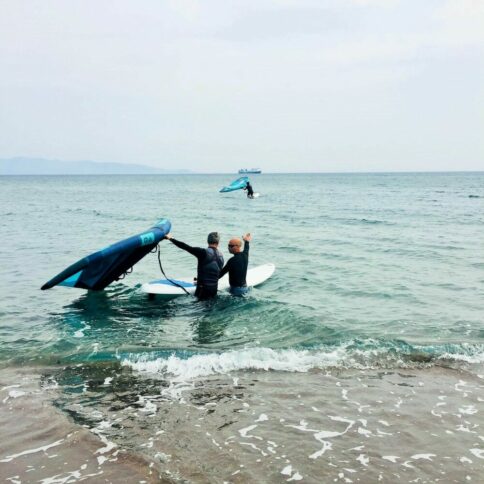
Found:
[165,232,224,300]
[219,233,251,296]
[244,181,254,198]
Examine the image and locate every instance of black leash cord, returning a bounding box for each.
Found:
[155,244,192,296]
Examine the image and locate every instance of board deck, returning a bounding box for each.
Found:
[141,263,275,296]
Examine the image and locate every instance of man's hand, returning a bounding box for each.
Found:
[243,233,252,242]
[165,233,173,240]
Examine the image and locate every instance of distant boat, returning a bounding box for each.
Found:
[238,168,262,174]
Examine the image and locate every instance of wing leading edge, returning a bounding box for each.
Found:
[41,218,171,291]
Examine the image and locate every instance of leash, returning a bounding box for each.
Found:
[154,244,192,296]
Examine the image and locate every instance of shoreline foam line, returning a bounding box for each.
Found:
[121,344,484,382]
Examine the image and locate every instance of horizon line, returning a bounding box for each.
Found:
[1,169,483,176]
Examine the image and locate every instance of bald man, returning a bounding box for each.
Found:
[219,233,252,296]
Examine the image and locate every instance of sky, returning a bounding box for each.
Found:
[0,0,483,173]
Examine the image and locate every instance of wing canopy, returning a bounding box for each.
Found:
[220,176,249,192]
[41,218,171,290]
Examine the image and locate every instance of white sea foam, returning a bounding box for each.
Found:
[0,439,65,463]
[0,384,21,392]
[2,389,26,403]
[39,469,103,484]
[459,405,478,415]
[239,424,258,438]
[469,448,484,459]
[123,347,350,380]
[309,441,332,459]
[122,344,484,384]
[121,345,396,385]
[281,465,292,476]
[439,346,484,364]
[356,454,369,466]
[255,413,268,422]
[97,455,108,465]
[121,345,484,402]
[411,453,436,461]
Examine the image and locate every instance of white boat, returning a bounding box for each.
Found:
[238,168,262,174]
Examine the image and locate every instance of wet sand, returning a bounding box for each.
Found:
[1,365,483,483]
[0,367,171,483]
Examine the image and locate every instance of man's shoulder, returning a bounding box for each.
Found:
[207,247,224,259]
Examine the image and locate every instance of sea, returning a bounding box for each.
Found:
[0,173,483,483]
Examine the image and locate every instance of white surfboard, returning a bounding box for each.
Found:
[141,263,275,296]
[249,192,260,199]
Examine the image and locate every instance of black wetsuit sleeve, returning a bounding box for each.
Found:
[170,239,206,260]
[219,259,231,279]
[243,241,249,255]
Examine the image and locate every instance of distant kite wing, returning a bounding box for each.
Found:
[41,218,171,291]
[219,176,249,193]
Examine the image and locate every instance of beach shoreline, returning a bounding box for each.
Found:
[1,364,483,483]
[0,366,171,483]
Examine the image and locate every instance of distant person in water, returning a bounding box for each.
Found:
[165,232,224,300]
[219,233,251,296]
[244,181,254,198]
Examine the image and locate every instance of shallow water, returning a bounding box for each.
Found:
[0,173,483,481]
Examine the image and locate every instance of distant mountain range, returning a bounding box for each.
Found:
[0,157,193,175]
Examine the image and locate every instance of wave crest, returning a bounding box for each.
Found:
[121,343,484,383]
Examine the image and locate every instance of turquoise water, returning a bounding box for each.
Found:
[2,172,484,482]
[0,173,483,372]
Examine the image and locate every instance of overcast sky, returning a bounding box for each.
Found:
[0,0,483,172]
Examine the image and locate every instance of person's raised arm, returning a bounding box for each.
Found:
[242,233,251,253]
[165,233,206,259]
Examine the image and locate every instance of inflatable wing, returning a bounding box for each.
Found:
[219,176,249,193]
[41,218,171,291]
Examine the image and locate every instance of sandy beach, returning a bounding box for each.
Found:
[1,364,483,483]
[0,367,170,483]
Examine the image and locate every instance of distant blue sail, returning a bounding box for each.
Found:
[41,219,171,291]
[219,176,249,193]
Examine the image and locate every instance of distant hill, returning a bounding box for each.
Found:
[0,157,193,175]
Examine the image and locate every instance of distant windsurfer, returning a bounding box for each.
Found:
[165,232,224,300]
[219,233,251,296]
[244,181,254,198]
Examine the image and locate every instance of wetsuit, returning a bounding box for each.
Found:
[219,241,249,296]
[169,239,224,300]
[245,183,254,198]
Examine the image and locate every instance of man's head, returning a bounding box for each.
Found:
[207,232,220,247]
[228,237,242,254]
